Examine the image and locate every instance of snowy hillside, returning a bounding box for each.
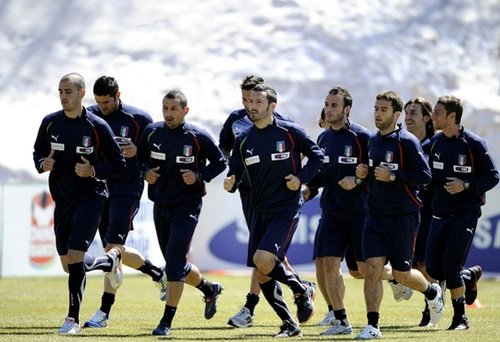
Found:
[1,0,500,179]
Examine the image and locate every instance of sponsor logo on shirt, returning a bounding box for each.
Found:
[51,142,65,151]
[151,151,166,160]
[245,155,260,165]
[176,156,195,164]
[338,156,358,164]
[76,135,94,154]
[114,136,132,145]
[271,152,290,161]
[379,161,399,170]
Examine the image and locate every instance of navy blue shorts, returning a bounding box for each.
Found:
[239,190,252,228]
[413,209,432,263]
[362,211,419,272]
[98,196,139,246]
[426,208,480,289]
[53,196,105,255]
[153,199,201,281]
[345,247,359,271]
[313,212,364,261]
[247,210,300,267]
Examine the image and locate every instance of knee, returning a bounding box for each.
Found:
[392,270,409,284]
[253,251,274,274]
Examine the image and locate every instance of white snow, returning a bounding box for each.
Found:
[1,0,499,180]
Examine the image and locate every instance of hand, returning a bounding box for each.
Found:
[374,165,392,182]
[338,176,357,190]
[75,156,94,178]
[42,149,56,172]
[356,163,368,179]
[302,186,311,201]
[444,177,465,194]
[180,169,197,185]
[145,166,160,184]
[121,142,137,158]
[285,174,300,191]
[224,175,236,191]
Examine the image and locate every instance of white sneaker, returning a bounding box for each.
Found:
[227,306,254,328]
[317,310,335,326]
[428,283,444,325]
[59,317,81,335]
[389,280,413,301]
[106,248,123,290]
[320,319,353,335]
[156,269,168,301]
[83,309,108,328]
[356,324,382,340]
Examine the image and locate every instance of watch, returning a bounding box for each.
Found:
[389,172,396,182]
[464,180,470,190]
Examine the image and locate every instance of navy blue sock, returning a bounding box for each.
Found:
[259,279,293,322]
[267,261,304,295]
[67,262,86,323]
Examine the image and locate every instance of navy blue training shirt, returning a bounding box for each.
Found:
[315,121,372,214]
[87,101,153,198]
[429,127,499,216]
[138,121,226,205]
[365,125,431,215]
[33,108,126,201]
[228,118,324,212]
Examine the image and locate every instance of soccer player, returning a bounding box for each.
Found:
[224,83,323,338]
[403,96,440,326]
[137,89,227,337]
[33,72,125,335]
[307,105,408,329]
[355,91,444,339]
[220,75,312,328]
[426,95,499,330]
[82,75,167,328]
[305,86,372,336]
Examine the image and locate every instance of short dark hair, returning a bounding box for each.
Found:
[164,89,188,108]
[404,97,435,139]
[251,83,277,104]
[376,91,403,113]
[319,108,326,128]
[240,75,264,91]
[93,76,119,97]
[61,72,85,90]
[436,95,463,124]
[328,86,353,115]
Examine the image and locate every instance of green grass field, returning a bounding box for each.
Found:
[0,272,497,341]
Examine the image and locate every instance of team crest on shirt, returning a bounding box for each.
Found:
[345,145,353,157]
[176,145,195,164]
[76,136,94,154]
[379,150,398,170]
[458,154,466,166]
[338,145,357,164]
[114,126,132,145]
[183,145,193,156]
[385,151,394,163]
[120,126,129,138]
[271,141,290,161]
[276,141,285,153]
[453,154,472,173]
